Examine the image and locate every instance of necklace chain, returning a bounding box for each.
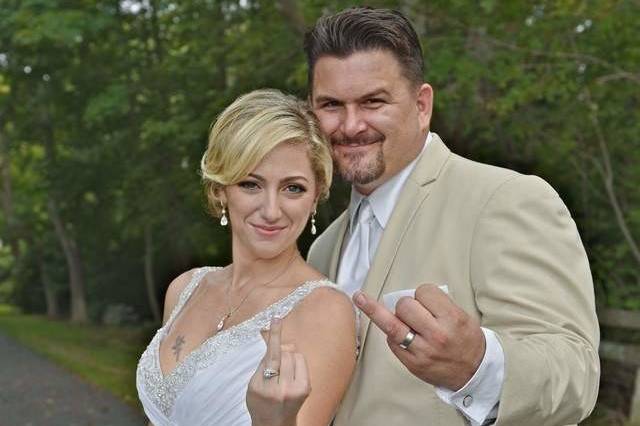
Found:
[216,251,298,333]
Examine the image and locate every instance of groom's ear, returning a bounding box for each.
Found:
[416,83,433,131]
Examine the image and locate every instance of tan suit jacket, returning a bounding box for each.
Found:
[308,135,600,426]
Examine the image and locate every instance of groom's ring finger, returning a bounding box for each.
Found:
[354,291,415,347]
[399,329,416,350]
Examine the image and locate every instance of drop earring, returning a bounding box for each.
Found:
[220,204,228,226]
[310,209,317,235]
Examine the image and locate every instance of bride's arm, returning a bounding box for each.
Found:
[247,287,356,426]
[291,288,357,425]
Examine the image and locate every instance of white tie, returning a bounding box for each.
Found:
[337,199,374,297]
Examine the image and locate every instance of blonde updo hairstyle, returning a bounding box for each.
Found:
[201,89,333,217]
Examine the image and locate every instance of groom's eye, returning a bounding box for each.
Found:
[321,100,340,109]
[364,98,385,108]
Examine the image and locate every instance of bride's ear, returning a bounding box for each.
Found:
[216,186,227,205]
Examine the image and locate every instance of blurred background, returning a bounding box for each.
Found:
[0,0,638,424]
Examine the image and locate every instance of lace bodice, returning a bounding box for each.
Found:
[136,266,337,426]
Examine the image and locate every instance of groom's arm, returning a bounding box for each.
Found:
[354,174,599,425]
[433,328,503,425]
[469,175,599,424]
[355,288,502,425]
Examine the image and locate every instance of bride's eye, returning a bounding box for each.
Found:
[285,184,306,194]
[238,181,260,191]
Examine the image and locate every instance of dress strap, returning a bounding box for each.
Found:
[164,266,220,331]
[246,279,337,332]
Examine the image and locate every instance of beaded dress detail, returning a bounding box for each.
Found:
[136,266,337,426]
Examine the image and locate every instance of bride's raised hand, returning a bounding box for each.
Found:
[247,317,311,426]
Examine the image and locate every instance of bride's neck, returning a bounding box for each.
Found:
[229,245,300,291]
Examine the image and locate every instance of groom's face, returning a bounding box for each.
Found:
[311,50,432,195]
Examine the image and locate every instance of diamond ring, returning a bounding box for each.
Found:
[263,367,280,379]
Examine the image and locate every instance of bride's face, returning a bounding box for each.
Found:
[221,142,318,260]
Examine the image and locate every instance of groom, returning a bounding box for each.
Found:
[305,7,599,426]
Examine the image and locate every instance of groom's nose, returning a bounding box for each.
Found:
[341,105,367,137]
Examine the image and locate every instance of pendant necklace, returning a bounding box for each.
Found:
[216,251,298,333]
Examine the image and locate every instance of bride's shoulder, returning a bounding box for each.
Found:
[291,265,353,315]
[293,280,356,329]
[285,281,357,362]
[162,266,226,324]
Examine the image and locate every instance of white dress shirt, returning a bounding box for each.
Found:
[336,132,503,425]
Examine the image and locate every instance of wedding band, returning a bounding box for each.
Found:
[399,329,416,350]
[263,367,279,379]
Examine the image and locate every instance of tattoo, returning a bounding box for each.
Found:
[171,335,186,361]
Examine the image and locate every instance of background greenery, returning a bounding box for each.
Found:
[0,0,638,423]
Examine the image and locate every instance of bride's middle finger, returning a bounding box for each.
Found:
[264,318,282,376]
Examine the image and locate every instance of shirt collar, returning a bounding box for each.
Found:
[348,132,432,232]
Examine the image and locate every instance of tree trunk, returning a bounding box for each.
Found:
[47,197,88,323]
[38,251,59,318]
[0,129,20,260]
[39,84,88,323]
[586,89,640,268]
[148,0,164,63]
[277,0,305,36]
[144,224,161,323]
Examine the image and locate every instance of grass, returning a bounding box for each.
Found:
[2,305,638,424]
[0,304,155,408]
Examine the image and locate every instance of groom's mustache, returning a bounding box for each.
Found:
[331,134,385,146]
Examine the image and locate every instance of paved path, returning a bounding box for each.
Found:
[0,331,146,426]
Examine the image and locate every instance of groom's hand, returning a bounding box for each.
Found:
[353,284,486,391]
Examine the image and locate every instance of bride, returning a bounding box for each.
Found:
[136,89,357,426]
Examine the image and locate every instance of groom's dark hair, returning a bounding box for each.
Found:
[303,7,424,89]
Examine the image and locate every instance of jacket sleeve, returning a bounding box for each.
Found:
[469,174,600,426]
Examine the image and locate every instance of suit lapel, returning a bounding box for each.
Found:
[358,135,451,350]
[327,211,349,281]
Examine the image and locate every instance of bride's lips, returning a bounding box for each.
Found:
[251,223,286,237]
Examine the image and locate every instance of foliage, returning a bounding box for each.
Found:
[0,0,638,320]
[0,0,637,420]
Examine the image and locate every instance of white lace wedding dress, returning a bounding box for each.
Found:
[136,266,336,426]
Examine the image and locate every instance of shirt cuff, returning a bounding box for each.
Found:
[435,328,504,426]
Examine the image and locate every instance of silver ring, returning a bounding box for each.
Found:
[399,330,416,350]
[263,367,279,379]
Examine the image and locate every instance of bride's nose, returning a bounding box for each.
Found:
[259,191,282,222]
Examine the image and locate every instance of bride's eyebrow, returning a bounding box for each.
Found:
[247,173,309,183]
[281,176,309,184]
